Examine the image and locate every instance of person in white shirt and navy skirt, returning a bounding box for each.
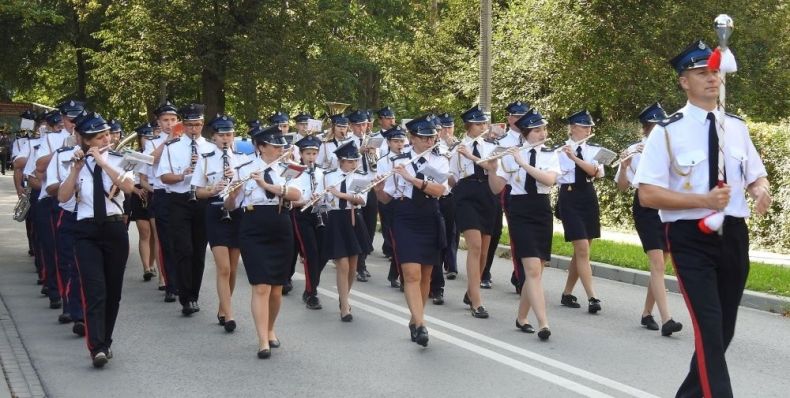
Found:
[615,102,682,336]
[57,112,134,368]
[224,126,302,359]
[192,115,245,332]
[635,40,771,398]
[317,141,372,321]
[374,115,449,347]
[483,108,559,341]
[556,109,604,314]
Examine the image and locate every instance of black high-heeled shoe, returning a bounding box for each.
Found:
[415,326,429,347]
[537,327,551,341]
[257,348,271,359]
[224,320,236,333]
[269,339,281,348]
[340,304,353,322]
[217,314,226,326]
[409,324,417,342]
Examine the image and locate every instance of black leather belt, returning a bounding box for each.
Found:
[79,214,124,223]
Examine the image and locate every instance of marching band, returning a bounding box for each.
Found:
[5,43,772,398]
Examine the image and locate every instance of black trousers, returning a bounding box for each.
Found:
[27,192,41,277]
[153,189,178,295]
[56,209,83,321]
[291,209,327,296]
[431,194,458,294]
[34,197,60,302]
[74,219,128,356]
[379,202,400,282]
[168,194,208,305]
[482,191,504,281]
[356,190,378,274]
[667,217,749,398]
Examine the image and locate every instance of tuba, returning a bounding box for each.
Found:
[13,186,32,222]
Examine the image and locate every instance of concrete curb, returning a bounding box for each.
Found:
[0,292,46,398]
[481,240,790,315]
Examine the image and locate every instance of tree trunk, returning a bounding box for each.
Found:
[201,64,225,135]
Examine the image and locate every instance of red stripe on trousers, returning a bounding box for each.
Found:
[73,252,93,352]
[291,212,313,293]
[665,223,713,398]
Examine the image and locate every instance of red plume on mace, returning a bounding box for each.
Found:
[708,48,722,71]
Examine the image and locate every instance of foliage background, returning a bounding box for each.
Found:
[1,0,788,251]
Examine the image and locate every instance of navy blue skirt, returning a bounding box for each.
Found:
[128,186,152,221]
[632,190,666,252]
[508,194,553,261]
[390,198,445,266]
[205,199,242,249]
[452,177,496,234]
[239,206,293,285]
[322,209,372,260]
[558,182,601,242]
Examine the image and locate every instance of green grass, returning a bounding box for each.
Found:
[500,227,790,298]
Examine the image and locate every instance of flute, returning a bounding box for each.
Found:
[610,148,642,168]
[353,141,442,196]
[475,139,547,164]
[555,133,595,152]
[219,151,292,199]
[62,144,113,164]
[300,163,364,211]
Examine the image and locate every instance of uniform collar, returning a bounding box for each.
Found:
[683,101,722,125]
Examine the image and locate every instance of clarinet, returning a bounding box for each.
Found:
[310,165,325,228]
[188,138,198,202]
[220,143,232,222]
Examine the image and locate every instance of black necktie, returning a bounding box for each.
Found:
[339,177,347,209]
[412,157,427,180]
[92,164,107,220]
[472,141,485,177]
[525,149,537,195]
[574,146,586,183]
[707,112,725,189]
[263,168,275,199]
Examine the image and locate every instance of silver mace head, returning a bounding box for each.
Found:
[714,14,734,49]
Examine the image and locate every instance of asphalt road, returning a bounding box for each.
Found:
[0,174,788,398]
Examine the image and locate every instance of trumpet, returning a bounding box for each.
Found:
[475,138,548,164]
[353,141,442,196]
[555,133,596,152]
[300,163,364,211]
[219,151,292,199]
[610,147,643,168]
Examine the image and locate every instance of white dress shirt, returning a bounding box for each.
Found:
[45,146,78,212]
[316,136,354,170]
[497,144,560,195]
[75,152,126,220]
[22,138,40,178]
[448,134,494,181]
[233,157,294,207]
[634,102,767,222]
[614,138,646,189]
[156,135,213,193]
[191,143,245,191]
[290,164,324,205]
[316,168,368,210]
[144,134,168,190]
[556,139,606,185]
[12,137,29,161]
[377,147,450,199]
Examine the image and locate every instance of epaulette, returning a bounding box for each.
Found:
[484,137,499,144]
[56,145,76,153]
[354,170,368,176]
[540,146,554,153]
[725,112,745,121]
[235,160,253,170]
[201,151,216,158]
[33,145,40,150]
[587,142,601,147]
[232,150,245,155]
[109,150,123,157]
[325,168,338,174]
[548,143,563,151]
[390,152,411,161]
[165,137,180,145]
[657,112,683,127]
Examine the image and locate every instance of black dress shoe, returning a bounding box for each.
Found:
[191,301,200,312]
[257,348,271,359]
[49,299,62,309]
[463,292,471,306]
[515,319,535,333]
[432,291,444,305]
[661,319,683,336]
[356,273,368,282]
[143,271,154,282]
[305,295,322,310]
[641,315,659,331]
[587,297,602,314]
[92,352,108,368]
[158,285,166,291]
[269,339,281,348]
[217,314,226,326]
[164,292,176,302]
[409,324,417,342]
[72,321,86,337]
[36,279,43,285]
[40,286,48,296]
[561,294,581,308]
[282,281,293,295]
[415,326,429,347]
[389,279,401,288]
[181,303,197,316]
[341,313,353,322]
[515,285,522,295]
[58,313,73,324]
[471,306,489,319]
[537,327,551,341]
[480,279,492,289]
[364,269,371,278]
[446,272,457,280]
[224,320,236,333]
